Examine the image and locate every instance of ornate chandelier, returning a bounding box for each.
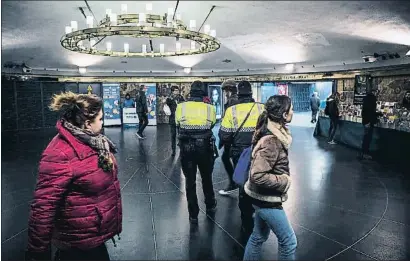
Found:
[61,3,220,58]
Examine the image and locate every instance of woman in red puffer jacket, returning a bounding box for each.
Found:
[25,92,122,261]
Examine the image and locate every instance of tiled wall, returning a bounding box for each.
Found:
[1,78,68,131]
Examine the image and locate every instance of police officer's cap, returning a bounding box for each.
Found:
[191,80,205,91]
[237,80,252,95]
[221,79,237,93]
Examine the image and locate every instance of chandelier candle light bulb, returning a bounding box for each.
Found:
[204,24,211,34]
[176,14,182,20]
[160,44,165,54]
[90,39,96,49]
[142,44,147,54]
[106,42,112,51]
[65,26,72,34]
[191,41,196,50]
[86,16,94,28]
[124,43,129,53]
[146,3,153,11]
[70,21,78,31]
[121,4,128,14]
[110,13,117,25]
[176,41,181,52]
[139,13,146,24]
[189,20,196,30]
[210,29,216,37]
[106,9,112,16]
[167,7,174,24]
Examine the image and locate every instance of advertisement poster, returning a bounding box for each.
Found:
[277,83,289,96]
[208,85,223,119]
[102,83,121,126]
[354,75,371,105]
[141,83,157,126]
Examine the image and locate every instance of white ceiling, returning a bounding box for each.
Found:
[2,1,410,75]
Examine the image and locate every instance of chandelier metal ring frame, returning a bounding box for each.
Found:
[60,13,221,58]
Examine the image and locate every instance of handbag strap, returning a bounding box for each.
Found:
[232,103,256,140]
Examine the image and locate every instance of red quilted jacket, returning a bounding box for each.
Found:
[27,121,122,253]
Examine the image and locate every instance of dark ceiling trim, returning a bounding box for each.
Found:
[198,5,216,32]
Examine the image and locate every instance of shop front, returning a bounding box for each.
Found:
[314,75,410,164]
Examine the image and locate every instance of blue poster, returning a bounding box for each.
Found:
[102,83,122,126]
[141,83,157,126]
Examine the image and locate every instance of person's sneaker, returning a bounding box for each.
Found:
[136,133,145,139]
[218,184,239,196]
[328,140,337,145]
[189,217,198,224]
[206,200,217,213]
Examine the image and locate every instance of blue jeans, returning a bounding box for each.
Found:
[243,207,297,260]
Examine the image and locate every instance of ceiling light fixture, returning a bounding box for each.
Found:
[79,67,86,74]
[183,67,191,74]
[285,64,294,71]
[61,3,220,58]
[406,50,410,56]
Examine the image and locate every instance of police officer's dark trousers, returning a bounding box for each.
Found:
[221,144,235,185]
[231,147,254,235]
[180,138,216,218]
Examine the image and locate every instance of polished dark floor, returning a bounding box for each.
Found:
[2,113,410,260]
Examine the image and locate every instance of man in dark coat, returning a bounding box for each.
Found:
[310,92,320,123]
[166,85,185,156]
[218,80,240,195]
[325,92,340,144]
[135,85,148,139]
[359,89,381,160]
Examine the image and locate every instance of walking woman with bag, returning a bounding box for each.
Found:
[25,92,122,261]
[243,95,297,260]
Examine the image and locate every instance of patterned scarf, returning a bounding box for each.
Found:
[63,120,118,172]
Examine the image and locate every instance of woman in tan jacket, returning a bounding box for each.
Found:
[243,95,297,260]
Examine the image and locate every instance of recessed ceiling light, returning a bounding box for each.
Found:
[79,67,86,74]
[285,64,294,71]
[183,67,191,74]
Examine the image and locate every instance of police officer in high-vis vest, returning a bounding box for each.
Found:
[218,80,264,236]
[218,79,240,196]
[175,80,218,224]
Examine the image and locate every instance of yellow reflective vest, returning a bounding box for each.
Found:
[175,101,216,138]
[219,102,264,147]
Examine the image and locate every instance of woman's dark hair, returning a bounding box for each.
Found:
[125,93,130,98]
[252,95,292,146]
[49,91,103,128]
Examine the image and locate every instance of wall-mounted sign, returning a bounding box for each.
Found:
[79,83,101,96]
